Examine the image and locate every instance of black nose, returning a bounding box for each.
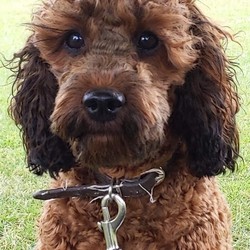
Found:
[83,89,125,122]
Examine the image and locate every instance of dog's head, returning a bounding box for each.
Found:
[10,0,239,178]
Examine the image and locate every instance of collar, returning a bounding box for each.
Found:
[33,168,165,201]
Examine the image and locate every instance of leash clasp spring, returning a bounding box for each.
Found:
[98,192,126,250]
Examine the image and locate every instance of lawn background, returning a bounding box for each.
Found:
[0,0,249,249]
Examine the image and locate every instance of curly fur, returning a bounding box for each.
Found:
[9,0,239,249]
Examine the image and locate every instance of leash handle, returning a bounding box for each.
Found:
[98,193,126,250]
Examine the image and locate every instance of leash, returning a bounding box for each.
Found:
[33,168,165,250]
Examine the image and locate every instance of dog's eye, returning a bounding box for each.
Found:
[65,32,84,50]
[137,31,159,51]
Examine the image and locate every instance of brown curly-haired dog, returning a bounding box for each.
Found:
[10,0,239,249]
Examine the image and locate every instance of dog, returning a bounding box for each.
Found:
[10,0,239,249]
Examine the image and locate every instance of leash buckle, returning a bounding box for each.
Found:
[98,191,126,250]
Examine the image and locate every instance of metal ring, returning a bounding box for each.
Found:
[108,179,114,200]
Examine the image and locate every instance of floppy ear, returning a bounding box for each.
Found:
[9,38,75,177]
[170,6,239,177]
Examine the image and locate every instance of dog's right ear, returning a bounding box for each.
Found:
[168,5,239,178]
[9,39,75,178]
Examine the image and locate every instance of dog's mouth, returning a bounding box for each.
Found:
[51,101,166,168]
[76,131,122,145]
[51,86,168,168]
[66,123,156,169]
[65,120,134,143]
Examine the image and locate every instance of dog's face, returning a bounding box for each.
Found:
[11,0,239,177]
[33,0,197,168]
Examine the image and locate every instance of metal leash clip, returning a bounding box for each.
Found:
[98,186,126,250]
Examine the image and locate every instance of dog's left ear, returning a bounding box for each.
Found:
[170,6,239,177]
[9,39,75,178]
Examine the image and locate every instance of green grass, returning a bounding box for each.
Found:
[0,0,249,249]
